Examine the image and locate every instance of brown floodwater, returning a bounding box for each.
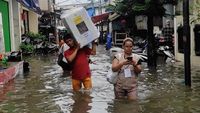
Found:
[0,46,200,113]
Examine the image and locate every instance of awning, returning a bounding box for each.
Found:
[16,0,41,14]
[91,12,110,24]
[32,0,41,14]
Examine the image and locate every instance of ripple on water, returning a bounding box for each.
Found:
[1,47,200,113]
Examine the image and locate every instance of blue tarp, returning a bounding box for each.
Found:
[106,33,112,50]
[16,0,41,14]
[32,0,41,13]
[21,0,32,8]
[87,7,95,17]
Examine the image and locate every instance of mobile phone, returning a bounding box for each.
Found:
[127,56,132,61]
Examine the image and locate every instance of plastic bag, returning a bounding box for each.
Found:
[57,53,72,71]
[106,69,118,84]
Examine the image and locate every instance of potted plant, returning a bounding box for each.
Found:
[0,57,8,69]
[19,43,34,55]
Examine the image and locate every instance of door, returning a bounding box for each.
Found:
[0,13,5,53]
[0,0,11,52]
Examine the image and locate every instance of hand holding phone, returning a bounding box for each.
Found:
[127,56,132,61]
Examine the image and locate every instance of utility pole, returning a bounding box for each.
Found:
[183,0,191,86]
[99,0,104,44]
[52,0,58,44]
[147,14,157,69]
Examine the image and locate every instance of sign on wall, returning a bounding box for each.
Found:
[0,12,5,53]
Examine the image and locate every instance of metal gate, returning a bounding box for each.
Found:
[114,33,127,46]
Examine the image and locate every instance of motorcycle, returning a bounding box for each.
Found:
[157,46,177,63]
[21,34,58,55]
[109,46,148,63]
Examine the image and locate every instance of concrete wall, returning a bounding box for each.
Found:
[174,15,200,66]
[19,6,39,34]
[11,0,21,51]
[28,11,38,33]
[8,0,14,51]
[39,0,49,11]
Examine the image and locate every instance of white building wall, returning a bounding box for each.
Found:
[175,15,200,66]
[39,0,49,11]
[8,0,15,51]
[28,11,38,33]
[11,0,21,51]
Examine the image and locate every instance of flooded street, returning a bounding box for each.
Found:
[1,45,200,113]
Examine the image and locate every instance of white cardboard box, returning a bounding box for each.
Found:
[61,7,99,48]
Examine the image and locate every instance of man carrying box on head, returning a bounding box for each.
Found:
[63,33,97,92]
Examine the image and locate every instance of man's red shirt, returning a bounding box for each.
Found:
[64,47,92,80]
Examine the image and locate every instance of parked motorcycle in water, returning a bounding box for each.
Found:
[21,34,58,55]
[109,45,148,63]
[154,33,176,63]
[157,45,177,63]
[34,41,58,55]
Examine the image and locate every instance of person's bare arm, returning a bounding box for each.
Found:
[130,59,142,74]
[112,58,129,72]
[66,43,80,63]
[133,64,142,74]
[90,42,97,55]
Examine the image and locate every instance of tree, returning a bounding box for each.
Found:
[107,0,165,15]
[107,0,165,68]
[191,0,200,23]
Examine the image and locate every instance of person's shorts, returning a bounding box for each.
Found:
[114,84,137,99]
[72,76,92,91]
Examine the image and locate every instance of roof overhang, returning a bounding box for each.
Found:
[91,12,110,24]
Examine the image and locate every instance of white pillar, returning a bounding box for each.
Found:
[9,0,15,51]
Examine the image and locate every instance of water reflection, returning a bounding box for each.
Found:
[107,100,141,113]
[0,80,15,102]
[71,92,92,113]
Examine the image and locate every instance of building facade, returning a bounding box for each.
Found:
[0,0,42,53]
[174,0,200,66]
